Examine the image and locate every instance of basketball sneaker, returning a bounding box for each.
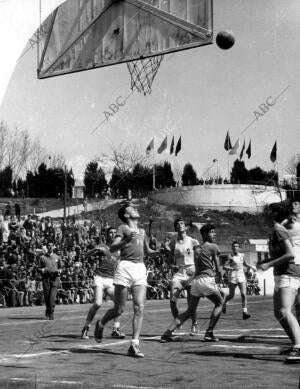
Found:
[285,347,300,363]
[190,324,201,336]
[94,320,104,343]
[160,329,176,343]
[242,312,251,320]
[111,328,126,339]
[81,325,90,340]
[127,343,144,358]
[204,330,219,342]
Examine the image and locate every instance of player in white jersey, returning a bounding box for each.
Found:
[283,198,300,325]
[222,241,256,319]
[167,218,199,335]
[81,233,125,340]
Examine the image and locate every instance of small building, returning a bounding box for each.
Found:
[72,178,85,199]
[242,239,269,267]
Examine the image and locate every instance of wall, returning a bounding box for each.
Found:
[149,184,286,214]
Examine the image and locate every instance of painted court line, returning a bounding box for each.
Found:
[212,344,280,350]
[113,385,172,389]
[11,378,80,385]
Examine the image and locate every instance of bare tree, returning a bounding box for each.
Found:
[0,121,8,170]
[285,153,300,175]
[48,152,66,169]
[27,138,48,172]
[100,143,151,175]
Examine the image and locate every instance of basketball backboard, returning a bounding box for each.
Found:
[37,0,213,79]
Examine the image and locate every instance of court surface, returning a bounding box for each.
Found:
[0,296,299,389]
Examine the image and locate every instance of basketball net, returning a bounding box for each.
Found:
[127,55,164,96]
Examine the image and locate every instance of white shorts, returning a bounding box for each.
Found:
[113,261,147,289]
[190,276,219,298]
[274,275,300,292]
[93,276,114,305]
[229,270,246,285]
[172,265,195,286]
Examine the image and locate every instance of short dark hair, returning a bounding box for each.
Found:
[118,202,131,222]
[174,218,185,229]
[232,240,239,247]
[107,227,116,234]
[200,223,215,237]
[266,202,289,223]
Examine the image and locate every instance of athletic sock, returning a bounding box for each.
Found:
[242,308,248,313]
[113,321,120,329]
[131,339,139,346]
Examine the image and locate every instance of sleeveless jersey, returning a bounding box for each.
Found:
[116,225,145,263]
[228,253,244,271]
[170,236,199,267]
[284,220,300,265]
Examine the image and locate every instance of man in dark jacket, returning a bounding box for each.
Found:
[39,243,60,320]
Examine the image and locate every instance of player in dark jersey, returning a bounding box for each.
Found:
[94,202,159,358]
[81,235,125,340]
[258,202,300,363]
[161,223,224,343]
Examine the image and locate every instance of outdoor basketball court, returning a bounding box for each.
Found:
[0,296,299,388]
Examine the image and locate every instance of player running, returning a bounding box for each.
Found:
[222,241,256,319]
[161,223,224,343]
[94,202,159,358]
[258,202,300,363]
[81,235,125,340]
[166,218,200,335]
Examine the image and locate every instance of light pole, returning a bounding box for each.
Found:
[64,165,67,224]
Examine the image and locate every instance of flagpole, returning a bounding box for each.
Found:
[152,145,156,190]
[227,153,230,181]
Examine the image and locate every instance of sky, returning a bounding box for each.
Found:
[0,0,299,181]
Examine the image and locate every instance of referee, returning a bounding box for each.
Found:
[39,242,60,320]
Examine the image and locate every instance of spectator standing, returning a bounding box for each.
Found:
[38,242,60,320]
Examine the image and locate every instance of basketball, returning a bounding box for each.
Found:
[216,31,235,50]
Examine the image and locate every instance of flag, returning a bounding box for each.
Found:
[229,138,240,155]
[175,136,182,156]
[270,141,277,163]
[246,140,251,159]
[224,131,232,151]
[170,136,174,154]
[146,138,154,155]
[157,136,167,154]
[239,139,245,160]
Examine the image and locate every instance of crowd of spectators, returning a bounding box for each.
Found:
[0,210,259,309]
[0,212,175,309]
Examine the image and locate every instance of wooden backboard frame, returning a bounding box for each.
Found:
[37,0,213,79]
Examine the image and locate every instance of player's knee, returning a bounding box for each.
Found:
[133,303,144,316]
[278,306,291,318]
[93,302,102,309]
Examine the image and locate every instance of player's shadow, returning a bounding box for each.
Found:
[47,346,126,357]
[7,317,45,320]
[41,334,80,340]
[181,350,284,363]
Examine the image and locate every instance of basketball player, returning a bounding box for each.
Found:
[259,202,300,362]
[161,223,224,342]
[222,241,256,319]
[283,198,300,326]
[81,235,125,340]
[94,202,159,358]
[167,218,200,335]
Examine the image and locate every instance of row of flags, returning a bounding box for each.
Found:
[146,136,182,156]
[224,131,277,162]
